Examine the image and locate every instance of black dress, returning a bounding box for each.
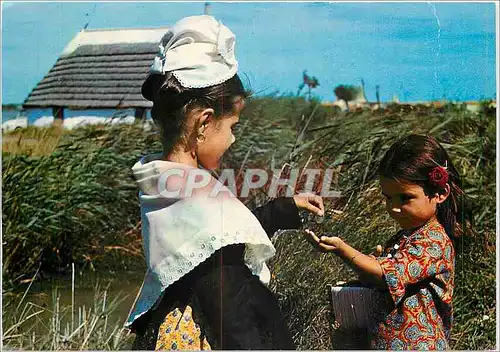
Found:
[130,197,302,350]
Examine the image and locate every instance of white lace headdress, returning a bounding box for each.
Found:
[150,15,238,88]
[125,154,275,328]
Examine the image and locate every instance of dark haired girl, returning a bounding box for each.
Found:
[125,15,324,350]
[305,134,473,350]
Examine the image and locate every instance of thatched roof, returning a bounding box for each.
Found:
[22,27,168,109]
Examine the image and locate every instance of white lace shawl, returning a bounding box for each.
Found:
[125,155,275,327]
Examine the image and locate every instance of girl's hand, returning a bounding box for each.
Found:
[319,235,343,252]
[303,229,322,249]
[303,229,343,253]
[293,193,324,216]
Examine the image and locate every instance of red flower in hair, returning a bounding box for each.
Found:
[428,166,448,188]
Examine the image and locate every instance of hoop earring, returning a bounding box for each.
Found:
[197,134,206,143]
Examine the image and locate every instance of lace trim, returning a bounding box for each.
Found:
[125,224,274,327]
[155,223,273,286]
[171,66,238,88]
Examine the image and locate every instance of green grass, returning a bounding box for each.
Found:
[2,97,496,350]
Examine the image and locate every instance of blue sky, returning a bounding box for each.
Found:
[1,1,497,104]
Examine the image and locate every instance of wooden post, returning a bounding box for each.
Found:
[361,78,369,103]
[376,85,380,108]
[52,106,64,126]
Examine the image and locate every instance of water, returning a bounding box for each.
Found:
[1,107,23,122]
[3,270,145,335]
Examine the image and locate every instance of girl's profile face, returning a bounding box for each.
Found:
[380,177,439,230]
[196,98,244,170]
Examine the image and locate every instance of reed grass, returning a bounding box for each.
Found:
[2,122,153,285]
[2,266,134,350]
[2,97,496,350]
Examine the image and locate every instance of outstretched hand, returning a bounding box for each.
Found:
[303,229,342,253]
[293,192,324,216]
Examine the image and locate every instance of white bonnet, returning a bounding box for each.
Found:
[150,15,238,88]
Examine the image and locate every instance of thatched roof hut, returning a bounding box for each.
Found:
[22,27,168,121]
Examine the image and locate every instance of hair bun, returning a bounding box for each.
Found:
[141,74,167,102]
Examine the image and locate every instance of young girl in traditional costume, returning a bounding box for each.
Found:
[125,15,324,350]
[306,134,473,350]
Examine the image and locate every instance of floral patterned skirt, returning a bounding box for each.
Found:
[132,297,213,351]
[155,305,211,350]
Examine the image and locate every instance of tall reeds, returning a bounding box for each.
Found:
[2,122,153,284]
[2,98,496,350]
[2,265,134,350]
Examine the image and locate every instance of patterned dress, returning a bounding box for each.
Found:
[131,292,214,350]
[155,303,211,350]
[373,219,455,350]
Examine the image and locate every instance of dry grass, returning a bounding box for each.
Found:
[2,125,65,156]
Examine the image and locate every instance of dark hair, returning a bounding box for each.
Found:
[378,134,473,241]
[142,72,247,155]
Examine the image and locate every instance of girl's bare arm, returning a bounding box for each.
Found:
[303,230,385,286]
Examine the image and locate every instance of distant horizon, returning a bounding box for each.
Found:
[1,2,497,104]
[2,95,496,108]
[3,80,497,106]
